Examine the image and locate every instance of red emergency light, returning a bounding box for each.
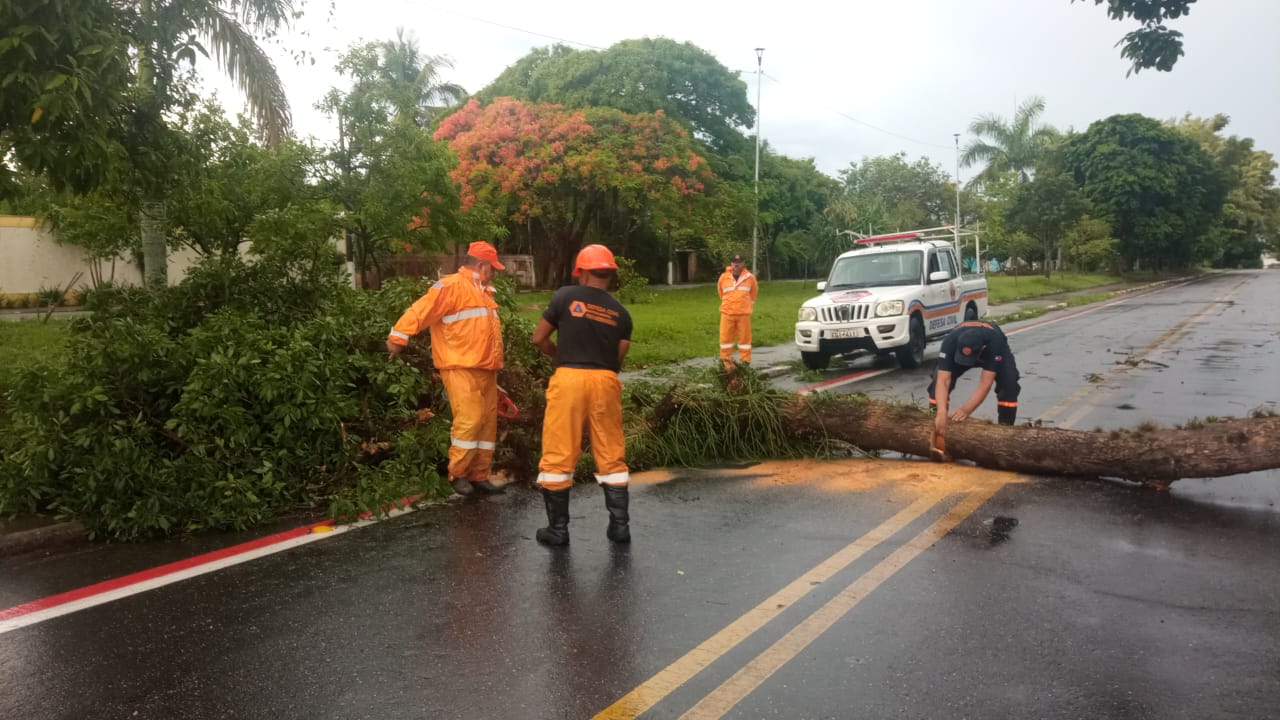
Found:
[855,231,921,244]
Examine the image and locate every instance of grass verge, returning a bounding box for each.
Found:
[0,319,68,396]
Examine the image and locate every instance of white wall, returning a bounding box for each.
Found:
[0,216,204,296]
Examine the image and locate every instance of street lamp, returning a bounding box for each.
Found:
[753,47,764,274]
[953,133,961,261]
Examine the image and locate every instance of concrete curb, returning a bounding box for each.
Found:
[0,521,87,557]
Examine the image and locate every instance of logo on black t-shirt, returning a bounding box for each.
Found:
[570,301,587,317]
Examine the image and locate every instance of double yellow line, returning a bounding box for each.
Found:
[595,278,1253,719]
[593,482,1005,719]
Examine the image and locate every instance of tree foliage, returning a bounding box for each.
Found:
[1004,166,1090,277]
[0,0,136,197]
[0,246,548,539]
[1075,0,1197,74]
[166,103,324,258]
[832,153,955,233]
[475,38,754,156]
[1062,113,1226,270]
[436,98,717,287]
[1170,114,1280,267]
[756,152,840,279]
[319,38,474,285]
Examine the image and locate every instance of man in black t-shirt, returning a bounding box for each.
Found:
[927,320,1021,455]
[530,244,634,546]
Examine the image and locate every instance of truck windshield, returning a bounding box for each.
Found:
[826,251,923,290]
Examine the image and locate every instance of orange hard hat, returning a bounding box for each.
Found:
[467,240,505,270]
[572,244,618,276]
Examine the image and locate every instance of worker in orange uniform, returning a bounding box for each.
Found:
[387,241,506,497]
[530,244,634,546]
[717,252,758,369]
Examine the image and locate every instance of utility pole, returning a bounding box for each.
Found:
[953,133,961,265]
[753,47,764,274]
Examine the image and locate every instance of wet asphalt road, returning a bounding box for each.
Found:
[2,270,1278,720]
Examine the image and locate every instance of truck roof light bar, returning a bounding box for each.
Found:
[854,225,961,245]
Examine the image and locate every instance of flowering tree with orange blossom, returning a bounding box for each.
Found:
[435,97,717,287]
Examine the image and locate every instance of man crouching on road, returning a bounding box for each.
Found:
[387,241,506,497]
[530,244,634,546]
[927,320,1021,454]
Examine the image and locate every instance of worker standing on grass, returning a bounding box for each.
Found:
[530,244,634,546]
[927,319,1021,454]
[387,241,506,497]
[717,252,758,369]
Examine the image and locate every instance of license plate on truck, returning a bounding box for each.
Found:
[826,328,861,339]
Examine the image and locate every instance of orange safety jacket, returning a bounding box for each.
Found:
[718,267,758,315]
[387,266,504,371]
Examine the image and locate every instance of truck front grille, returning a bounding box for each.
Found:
[819,304,871,323]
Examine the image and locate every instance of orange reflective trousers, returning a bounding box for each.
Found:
[439,368,498,482]
[536,367,629,491]
[719,314,753,367]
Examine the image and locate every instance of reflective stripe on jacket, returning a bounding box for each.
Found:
[387,266,504,371]
[718,267,758,315]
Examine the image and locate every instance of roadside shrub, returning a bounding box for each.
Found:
[0,254,460,539]
[616,256,655,304]
[36,286,65,307]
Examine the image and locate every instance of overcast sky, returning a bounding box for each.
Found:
[205,0,1280,181]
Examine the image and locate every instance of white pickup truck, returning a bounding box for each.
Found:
[795,234,988,370]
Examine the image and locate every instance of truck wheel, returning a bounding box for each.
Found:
[801,351,830,370]
[964,303,978,321]
[896,315,926,368]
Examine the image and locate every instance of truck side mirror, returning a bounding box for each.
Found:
[928,270,950,283]
[816,281,827,291]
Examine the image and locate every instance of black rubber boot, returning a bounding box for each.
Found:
[450,477,474,496]
[997,406,1017,426]
[536,488,571,546]
[602,485,630,544]
[470,480,505,495]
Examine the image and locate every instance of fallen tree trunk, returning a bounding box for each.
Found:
[779,396,1280,485]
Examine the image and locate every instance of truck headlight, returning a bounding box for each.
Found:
[798,307,816,322]
[875,300,904,317]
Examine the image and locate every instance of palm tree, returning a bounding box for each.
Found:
[961,96,1059,190]
[377,29,466,127]
[135,0,294,289]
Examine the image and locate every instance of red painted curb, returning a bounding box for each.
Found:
[0,493,423,622]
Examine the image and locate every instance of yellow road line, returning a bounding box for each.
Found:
[591,489,953,720]
[1038,278,1247,426]
[679,483,1005,720]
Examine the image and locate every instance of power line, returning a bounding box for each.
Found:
[752,70,957,149]
[387,0,608,50]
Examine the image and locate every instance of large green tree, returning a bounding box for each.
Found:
[436,98,716,287]
[476,38,754,157]
[961,96,1059,189]
[832,154,956,234]
[166,104,323,259]
[756,151,839,279]
[1170,114,1280,267]
[1062,113,1227,270]
[1004,166,1090,278]
[1075,0,1198,74]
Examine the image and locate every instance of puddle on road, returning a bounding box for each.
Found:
[632,459,1024,497]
